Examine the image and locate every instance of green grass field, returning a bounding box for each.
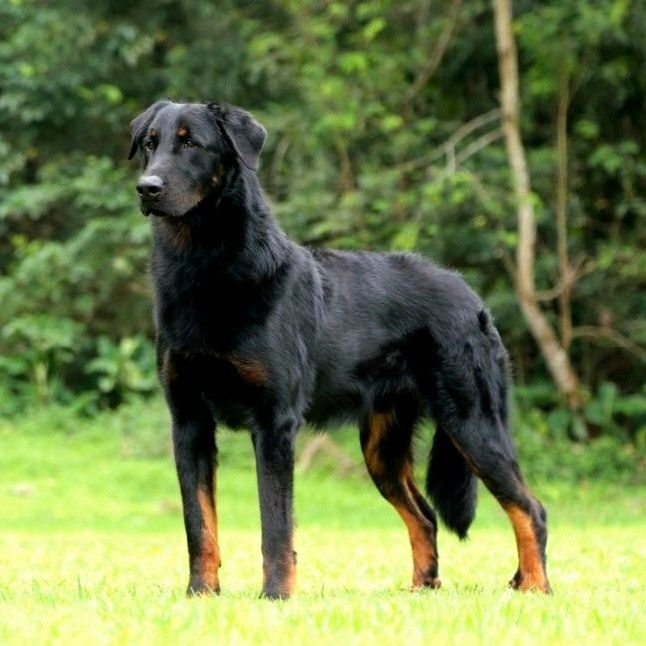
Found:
[1,402,644,645]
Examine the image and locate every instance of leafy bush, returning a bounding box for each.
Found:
[86,335,157,408]
[515,381,645,443]
[512,390,645,484]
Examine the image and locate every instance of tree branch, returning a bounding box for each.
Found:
[404,0,463,107]
[269,134,291,193]
[571,326,646,363]
[397,109,501,173]
[555,63,573,348]
[296,435,360,476]
[442,108,501,153]
[453,127,504,168]
[334,137,355,192]
[536,255,594,302]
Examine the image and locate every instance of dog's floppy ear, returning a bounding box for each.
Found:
[128,100,172,160]
[208,103,267,171]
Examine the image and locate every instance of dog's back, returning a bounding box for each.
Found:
[304,248,491,422]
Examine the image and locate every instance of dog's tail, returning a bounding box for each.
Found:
[425,425,477,540]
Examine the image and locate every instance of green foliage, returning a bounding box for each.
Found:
[86,335,157,407]
[515,381,646,444]
[513,400,643,484]
[0,1,643,453]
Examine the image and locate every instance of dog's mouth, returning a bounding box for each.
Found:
[141,204,197,219]
[141,199,211,219]
[139,189,212,219]
[139,199,171,218]
[147,207,171,218]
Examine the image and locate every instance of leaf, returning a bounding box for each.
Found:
[391,222,419,251]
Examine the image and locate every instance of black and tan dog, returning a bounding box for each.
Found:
[128,100,550,599]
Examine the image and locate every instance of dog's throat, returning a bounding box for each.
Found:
[159,218,193,249]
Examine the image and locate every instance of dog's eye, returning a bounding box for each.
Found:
[183,139,195,149]
[144,140,155,152]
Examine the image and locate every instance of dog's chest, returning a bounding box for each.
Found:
[153,263,272,353]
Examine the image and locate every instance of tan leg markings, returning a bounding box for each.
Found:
[363,412,393,476]
[398,467,440,589]
[196,485,220,592]
[282,558,296,597]
[227,355,269,386]
[263,552,296,599]
[503,503,549,592]
[363,412,440,590]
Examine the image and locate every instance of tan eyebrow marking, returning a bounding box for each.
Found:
[177,127,188,137]
[148,128,158,137]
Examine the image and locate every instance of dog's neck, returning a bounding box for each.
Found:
[151,167,291,282]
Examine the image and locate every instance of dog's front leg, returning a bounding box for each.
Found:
[252,418,298,599]
[162,351,220,596]
[172,413,220,596]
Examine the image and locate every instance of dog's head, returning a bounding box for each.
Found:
[128,100,266,217]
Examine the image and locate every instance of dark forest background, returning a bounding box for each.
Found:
[0,0,643,467]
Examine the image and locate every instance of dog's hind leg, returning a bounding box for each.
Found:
[360,403,440,589]
[448,416,550,592]
[431,332,550,593]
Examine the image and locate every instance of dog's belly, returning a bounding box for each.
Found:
[304,323,429,427]
[304,383,364,426]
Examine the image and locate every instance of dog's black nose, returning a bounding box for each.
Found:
[136,175,164,197]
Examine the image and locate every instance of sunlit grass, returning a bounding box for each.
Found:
[0,403,644,644]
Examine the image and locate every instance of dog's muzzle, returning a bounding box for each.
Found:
[137,175,165,216]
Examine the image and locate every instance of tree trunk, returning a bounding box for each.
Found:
[492,0,583,412]
[555,64,573,349]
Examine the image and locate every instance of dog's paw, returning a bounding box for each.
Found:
[412,576,441,591]
[509,569,551,593]
[186,579,220,597]
[260,587,292,601]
